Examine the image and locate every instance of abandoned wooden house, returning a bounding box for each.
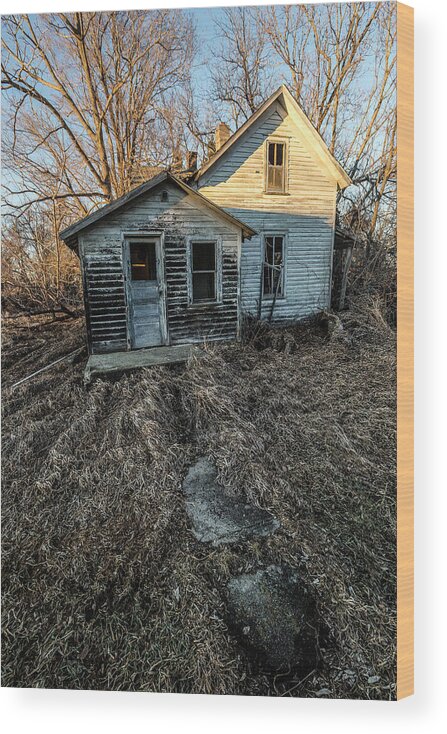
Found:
[60,85,351,375]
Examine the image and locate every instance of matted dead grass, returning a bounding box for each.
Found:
[1,301,396,698]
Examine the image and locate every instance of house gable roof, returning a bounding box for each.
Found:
[195,85,351,189]
[60,171,256,244]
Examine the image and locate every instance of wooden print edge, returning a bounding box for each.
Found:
[396,0,414,701]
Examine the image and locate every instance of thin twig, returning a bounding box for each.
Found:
[11,346,84,389]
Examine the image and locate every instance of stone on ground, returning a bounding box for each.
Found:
[182,457,279,546]
[226,565,319,672]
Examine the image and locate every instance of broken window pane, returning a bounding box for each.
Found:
[130,242,157,281]
[263,235,284,297]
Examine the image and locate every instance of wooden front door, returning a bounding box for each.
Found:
[125,237,166,349]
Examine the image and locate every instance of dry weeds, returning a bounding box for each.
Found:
[1,304,396,698]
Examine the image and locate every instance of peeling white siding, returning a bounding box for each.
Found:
[197,101,338,321]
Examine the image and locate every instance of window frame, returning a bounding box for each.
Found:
[261,232,287,300]
[187,237,223,306]
[129,240,157,281]
[264,137,289,195]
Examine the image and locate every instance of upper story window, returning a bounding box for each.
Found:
[266,140,287,193]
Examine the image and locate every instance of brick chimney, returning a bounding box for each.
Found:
[186,150,198,171]
[215,122,231,152]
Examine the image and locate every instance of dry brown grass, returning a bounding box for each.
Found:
[1,305,396,698]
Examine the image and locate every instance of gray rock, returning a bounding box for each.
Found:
[338,668,357,687]
[183,457,279,546]
[368,675,381,685]
[226,565,319,672]
[316,688,332,697]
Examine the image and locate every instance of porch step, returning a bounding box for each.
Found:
[84,344,200,383]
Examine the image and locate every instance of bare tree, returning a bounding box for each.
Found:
[258,4,383,148]
[256,3,396,239]
[169,81,221,163]
[2,204,81,313]
[211,6,274,129]
[2,10,196,217]
[2,9,196,311]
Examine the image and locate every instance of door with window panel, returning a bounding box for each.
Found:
[126,239,163,348]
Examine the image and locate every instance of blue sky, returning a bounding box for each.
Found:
[189,6,229,96]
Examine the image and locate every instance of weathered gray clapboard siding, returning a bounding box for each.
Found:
[80,247,128,353]
[164,233,239,344]
[197,99,337,320]
[79,181,241,353]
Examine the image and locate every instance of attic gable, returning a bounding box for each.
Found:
[196,85,351,190]
[59,171,256,245]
